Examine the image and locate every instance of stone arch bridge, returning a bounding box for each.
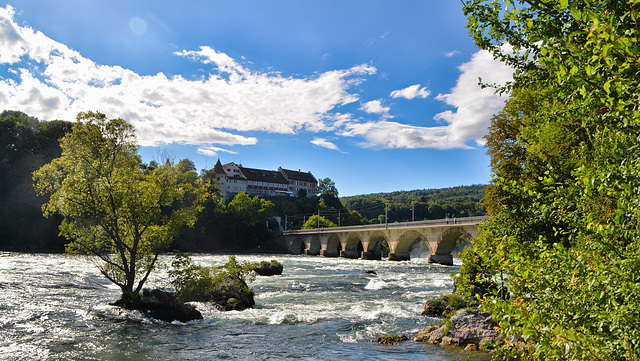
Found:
[283,216,488,265]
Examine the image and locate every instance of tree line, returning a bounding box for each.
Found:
[341,185,486,223]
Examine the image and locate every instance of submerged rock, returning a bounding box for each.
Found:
[376,334,409,345]
[414,308,500,350]
[111,289,203,323]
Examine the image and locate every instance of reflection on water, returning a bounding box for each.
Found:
[0,253,487,360]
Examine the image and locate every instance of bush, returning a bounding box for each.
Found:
[169,253,255,311]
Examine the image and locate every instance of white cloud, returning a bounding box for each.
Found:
[0,5,513,153]
[341,120,467,149]
[343,48,513,149]
[359,99,389,114]
[390,84,430,100]
[444,50,459,57]
[434,45,514,146]
[0,6,376,149]
[311,137,340,151]
[196,146,239,157]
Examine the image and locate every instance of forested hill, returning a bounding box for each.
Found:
[340,185,486,223]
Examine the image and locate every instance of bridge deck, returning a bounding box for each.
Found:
[284,216,488,235]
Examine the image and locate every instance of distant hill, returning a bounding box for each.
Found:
[340,185,486,223]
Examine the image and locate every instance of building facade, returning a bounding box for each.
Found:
[213,160,318,201]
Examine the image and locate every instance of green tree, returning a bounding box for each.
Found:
[462,0,640,359]
[224,193,274,249]
[303,215,337,229]
[318,177,338,198]
[33,112,206,296]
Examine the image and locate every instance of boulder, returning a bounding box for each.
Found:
[112,289,203,323]
[205,273,255,311]
[253,261,283,276]
[414,309,500,350]
[421,293,472,317]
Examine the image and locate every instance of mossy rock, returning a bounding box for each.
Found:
[253,260,283,276]
[422,293,471,317]
[111,289,203,322]
[178,272,255,311]
[376,334,409,345]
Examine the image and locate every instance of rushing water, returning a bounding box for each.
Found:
[0,253,487,360]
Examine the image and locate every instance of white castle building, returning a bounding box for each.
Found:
[213,159,318,201]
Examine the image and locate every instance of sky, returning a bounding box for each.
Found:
[0,1,514,196]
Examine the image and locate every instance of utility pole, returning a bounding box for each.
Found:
[385,201,388,230]
[412,201,415,222]
[317,209,320,229]
[338,209,341,227]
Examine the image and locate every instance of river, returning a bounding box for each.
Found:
[0,253,486,360]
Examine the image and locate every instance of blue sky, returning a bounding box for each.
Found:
[0,1,513,196]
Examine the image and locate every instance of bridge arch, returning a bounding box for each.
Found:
[324,234,342,257]
[392,230,427,254]
[289,236,306,254]
[343,234,364,259]
[308,236,322,256]
[433,226,472,255]
[364,231,388,253]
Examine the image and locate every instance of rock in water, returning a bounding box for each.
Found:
[112,289,203,323]
[414,309,500,350]
[376,335,408,345]
[207,274,256,311]
[253,261,284,276]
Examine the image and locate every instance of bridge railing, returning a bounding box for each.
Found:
[284,215,489,235]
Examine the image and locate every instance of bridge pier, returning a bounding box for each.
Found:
[428,254,453,266]
[340,250,360,259]
[388,252,410,261]
[305,249,320,256]
[361,251,382,260]
[321,249,340,257]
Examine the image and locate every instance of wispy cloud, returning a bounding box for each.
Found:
[359,100,389,114]
[366,31,390,47]
[311,137,340,151]
[444,50,460,57]
[390,84,430,100]
[196,145,239,157]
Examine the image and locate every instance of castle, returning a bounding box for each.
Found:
[213,159,318,201]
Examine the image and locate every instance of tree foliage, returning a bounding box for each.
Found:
[33,112,206,296]
[0,111,73,251]
[461,0,640,359]
[317,177,338,198]
[302,215,337,229]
